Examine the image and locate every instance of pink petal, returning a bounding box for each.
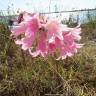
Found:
[29,49,40,57]
[11,25,26,37]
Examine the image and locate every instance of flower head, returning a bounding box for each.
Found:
[11,12,83,60]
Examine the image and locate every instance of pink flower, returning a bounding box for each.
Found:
[11,12,41,51]
[29,32,47,57]
[56,26,83,60]
[11,12,83,60]
[45,20,63,41]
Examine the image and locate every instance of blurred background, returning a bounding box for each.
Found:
[0,0,96,96]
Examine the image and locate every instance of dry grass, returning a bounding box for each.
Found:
[0,19,96,96]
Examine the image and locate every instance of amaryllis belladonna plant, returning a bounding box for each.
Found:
[11,12,83,60]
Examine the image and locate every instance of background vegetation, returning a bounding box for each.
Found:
[0,11,96,96]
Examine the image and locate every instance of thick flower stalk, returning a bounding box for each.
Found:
[11,12,83,60]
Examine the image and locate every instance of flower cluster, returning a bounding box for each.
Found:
[11,12,83,60]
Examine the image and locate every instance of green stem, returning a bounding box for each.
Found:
[46,57,65,82]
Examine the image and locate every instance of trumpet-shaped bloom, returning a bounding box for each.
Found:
[11,12,83,60]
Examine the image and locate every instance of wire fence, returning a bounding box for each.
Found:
[0,8,96,15]
[40,8,96,14]
[0,8,96,24]
[40,8,96,23]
